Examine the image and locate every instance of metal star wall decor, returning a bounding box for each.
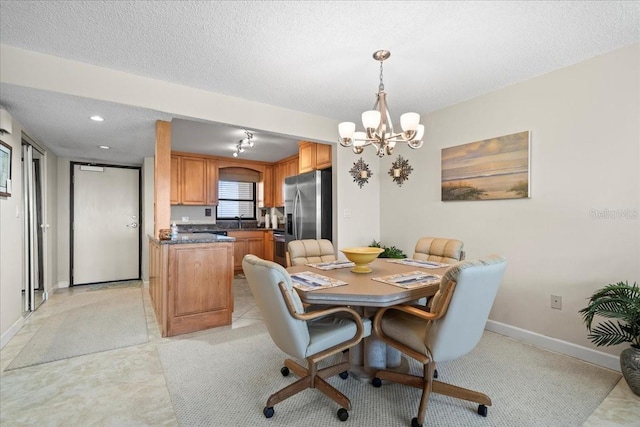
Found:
[349,157,372,188]
[389,155,413,186]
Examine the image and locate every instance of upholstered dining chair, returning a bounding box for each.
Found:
[287,239,337,267]
[412,237,466,307]
[413,237,465,264]
[371,255,507,427]
[242,254,371,422]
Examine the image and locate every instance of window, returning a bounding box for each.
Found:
[217,180,256,220]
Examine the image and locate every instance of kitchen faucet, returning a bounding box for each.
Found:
[234,214,244,229]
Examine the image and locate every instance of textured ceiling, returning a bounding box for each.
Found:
[0,1,638,164]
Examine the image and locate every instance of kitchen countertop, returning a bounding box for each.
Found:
[176,225,283,233]
[227,228,284,232]
[149,233,236,245]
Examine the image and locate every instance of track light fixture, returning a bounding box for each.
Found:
[232,130,254,157]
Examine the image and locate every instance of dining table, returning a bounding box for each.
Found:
[287,257,450,380]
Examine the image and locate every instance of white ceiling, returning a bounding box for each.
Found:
[0,1,638,164]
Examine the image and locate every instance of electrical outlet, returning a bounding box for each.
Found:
[182,216,189,221]
[551,295,562,310]
[205,208,211,217]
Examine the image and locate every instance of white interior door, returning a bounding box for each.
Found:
[72,164,140,285]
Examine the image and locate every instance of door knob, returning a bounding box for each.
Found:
[127,223,139,228]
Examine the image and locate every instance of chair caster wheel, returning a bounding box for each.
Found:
[478,404,488,417]
[371,377,382,388]
[263,406,274,418]
[337,407,349,421]
[280,367,289,377]
[433,369,438,379]
[339,371,348,379]
[411,417,423,427]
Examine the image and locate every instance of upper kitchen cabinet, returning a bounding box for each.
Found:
[181,156,207,204]
[170,155,181,205]
[171,154,218,205]
[298,141,332,173]
[206,159,219,205]
[274,154,298,207]
[259,165,274,208]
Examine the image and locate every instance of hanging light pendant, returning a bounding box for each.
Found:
[339,50,424,157]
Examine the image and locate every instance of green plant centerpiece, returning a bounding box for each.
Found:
[579,281,640,396]
[369,240,407,259]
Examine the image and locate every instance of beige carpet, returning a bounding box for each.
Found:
[6,284,148,371]
[157,322,620,427]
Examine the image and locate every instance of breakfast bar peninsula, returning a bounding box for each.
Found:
[149,233,235,337]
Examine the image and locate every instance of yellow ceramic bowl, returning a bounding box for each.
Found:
[340,247,385,273]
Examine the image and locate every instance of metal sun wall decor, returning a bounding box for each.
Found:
[389,155,412,186]
[441,130,530,201]
[349,157,372,188]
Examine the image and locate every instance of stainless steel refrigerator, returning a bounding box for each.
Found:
[284,169,332,245]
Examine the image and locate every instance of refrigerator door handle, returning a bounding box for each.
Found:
[293,188,300,240]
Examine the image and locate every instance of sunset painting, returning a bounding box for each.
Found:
[441,131,530,201]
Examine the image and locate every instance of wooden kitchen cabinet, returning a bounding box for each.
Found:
[299,141,332,173]
[287,156,299,177]
[149,238,234,337]
[315,143,332,169]
[298,141,316,173]
[206,158,218,205]
[273,155,298,207]
[171,154,219,205]
[259,165,274,208]
[264,231,274,262]
[181,156,207,205]
[227,230,265,273]
[170,155,181,205]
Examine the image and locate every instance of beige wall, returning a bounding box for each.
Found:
[379,44,640,362]
[0,121,24,340]
[335,145,381,252]
[56,158,71,287]
[0,116,59,342]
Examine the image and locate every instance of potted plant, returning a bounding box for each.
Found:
[579,281,640,396]
[369,240,407,259]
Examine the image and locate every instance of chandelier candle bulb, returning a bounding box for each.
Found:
[401,112,420,132]
[362,110,381,129]
[339,122,355,139]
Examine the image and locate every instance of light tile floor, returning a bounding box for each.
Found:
[1,278,638,426]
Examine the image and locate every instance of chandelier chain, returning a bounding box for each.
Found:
[378,60,385,92]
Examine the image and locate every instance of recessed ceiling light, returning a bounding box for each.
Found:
[99,145,110,150]
[90,115,104,122]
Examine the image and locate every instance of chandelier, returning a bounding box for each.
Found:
[232,130,254,157]
[338,50,424,157]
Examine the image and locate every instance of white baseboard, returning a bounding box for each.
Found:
[57,281,69,289]
[143,280,149,288]
[486,320,621,372]
[0,314,28,350]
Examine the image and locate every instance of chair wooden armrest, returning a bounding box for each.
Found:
[279,282,366,360]
[373,280,457,342]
